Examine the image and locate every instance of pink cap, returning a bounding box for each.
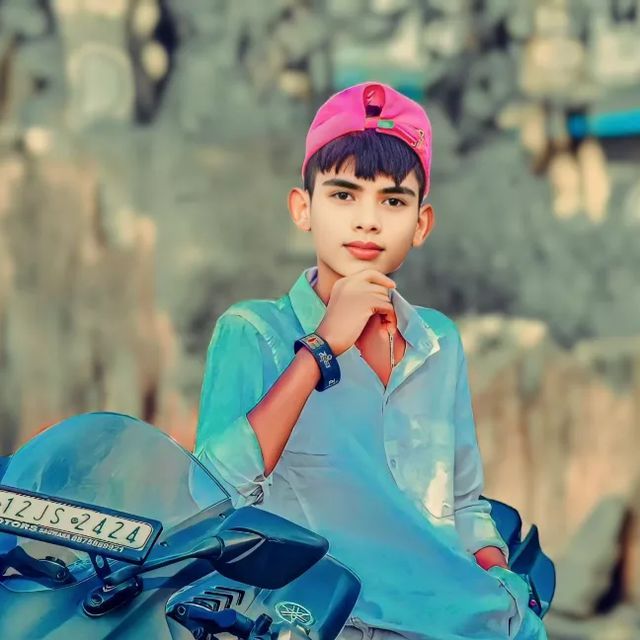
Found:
[302,82,432,195]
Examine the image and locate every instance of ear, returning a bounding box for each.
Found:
[412,202,435,248]
[288,187,312,232]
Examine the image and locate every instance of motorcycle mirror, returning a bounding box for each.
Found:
[214,506,329,589]
[105,506,328,591]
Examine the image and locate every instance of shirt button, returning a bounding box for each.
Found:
[390,458,397,468]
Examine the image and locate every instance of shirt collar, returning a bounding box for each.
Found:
[288,266,441,356]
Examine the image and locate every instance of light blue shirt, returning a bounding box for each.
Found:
[194,266,546,640]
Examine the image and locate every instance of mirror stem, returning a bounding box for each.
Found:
[104,536,224,587]
[103,530,266,588]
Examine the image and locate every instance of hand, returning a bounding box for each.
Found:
[315,269,396,357]
[488,566,533,632]
[475,545,509,570]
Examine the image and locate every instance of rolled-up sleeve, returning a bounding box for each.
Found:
[452,329,509,560]
[194,312,273,508]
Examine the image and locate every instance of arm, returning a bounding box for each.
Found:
[194,312,321,507]
[451,329,510,568]
[451,331,542,632]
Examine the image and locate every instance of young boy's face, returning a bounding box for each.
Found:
[289,158,434,281]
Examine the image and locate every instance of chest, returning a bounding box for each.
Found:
[355,329,407,388]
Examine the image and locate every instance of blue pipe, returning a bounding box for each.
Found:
[568,109,640,138]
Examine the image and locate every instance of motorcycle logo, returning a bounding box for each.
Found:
[275,601,315,626]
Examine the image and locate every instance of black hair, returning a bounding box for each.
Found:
[303,105,426,203]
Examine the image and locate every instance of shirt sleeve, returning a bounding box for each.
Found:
[452,329,510,561]
[194,312,273,509]
[488,566,547,638]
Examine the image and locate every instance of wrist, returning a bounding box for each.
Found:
[293,332,341,392]
[295,345,322,377]
[315,323,343,357]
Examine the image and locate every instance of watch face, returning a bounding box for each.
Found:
[305,334,323,348]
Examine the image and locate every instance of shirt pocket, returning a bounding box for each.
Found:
[390,412,455,521]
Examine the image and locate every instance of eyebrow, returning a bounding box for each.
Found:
[321,178,416,198]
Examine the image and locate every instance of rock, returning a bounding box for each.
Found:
[426,103,461,176]
[550,496,628,618]
[622,179,640,225]
[422,16,469,58]
[460,51,516,123]
[546,602,640,640]
[590,22,640,87]
[141,41,169,81]
[272,9,329,64]
[131,0,161,39]
[622,478,640,607]
[0,1,49,39]
[505,2,535,40]
[0,149,174,453]
[453,312,640,562]
[520,36,587,102]
[576,138,610,223]
[497,101,548,163]
[56,4,136,128]
[325,0,368,19]
[548,151,581,219]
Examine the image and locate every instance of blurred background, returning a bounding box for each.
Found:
[0,0,639,637]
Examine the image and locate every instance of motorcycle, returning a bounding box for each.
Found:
[0,412,555,639]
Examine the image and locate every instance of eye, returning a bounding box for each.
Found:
[384,197,406,208]
[331,191,353,201]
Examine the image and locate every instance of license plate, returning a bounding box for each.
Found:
[0,486,162,564]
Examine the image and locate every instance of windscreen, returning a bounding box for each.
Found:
[0,412,229,589]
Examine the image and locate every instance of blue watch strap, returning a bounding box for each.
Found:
[293,333,341,392]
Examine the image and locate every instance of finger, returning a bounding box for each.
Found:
[371,300,394,317]
[372,296,397,327]
[382,309,397,330]
[379,310,398,333]
[358,269,396,289]
[367,283,397,298]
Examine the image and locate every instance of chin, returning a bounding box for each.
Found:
[330,263,355,277]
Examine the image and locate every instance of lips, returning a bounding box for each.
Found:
[344,241,384,261]
[344,241,383,250]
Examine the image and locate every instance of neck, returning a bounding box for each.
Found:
[311,259,343,305]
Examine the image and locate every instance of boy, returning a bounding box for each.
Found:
[194,83,546,640]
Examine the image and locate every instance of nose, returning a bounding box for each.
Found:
[351,202,381,233]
